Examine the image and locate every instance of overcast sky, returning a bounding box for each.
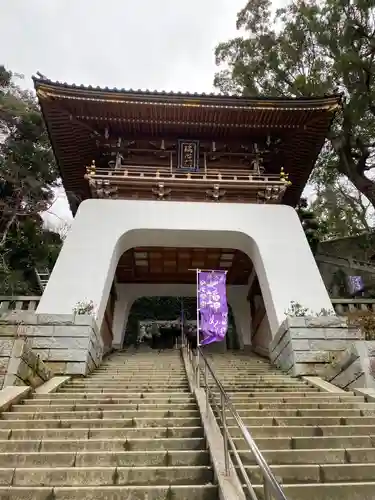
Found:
[0,0,282,228]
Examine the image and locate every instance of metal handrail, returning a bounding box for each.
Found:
[187,344,288,500]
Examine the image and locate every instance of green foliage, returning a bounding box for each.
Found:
[125,297,196,345]
[296,197,328,254]
[0,65,62,294]
[73,300,96,316]
[285,300,335,317]
[215,0,375,210]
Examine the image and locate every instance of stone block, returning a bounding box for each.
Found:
[47,349,88,362]
[0,358,9,373]
[269,329,291,362]
[31,349,49,361]
[366,342,375,357]
[0,386,31,410]
[53,325,93,337]
[3,374,24,387]
[30,336,90,350]
[0,325,18,337]
[27,373,44,388]
[0,339,15,357]
[304,316,347,328]
[347,373,367,390]
[36,314,75,325]
[290,363,327,377]
[17,325,54,337]
[74,314,97,327]
[64,362,88,375]
[44,361,67,375]
[291,339,350,351]
[36,376,71,394]
[290,328,362,340]
[0,311,38,325]
[331,359,364,389]
[10,338,26,359]
[6,357,21,376]
[294,351,331,363]
[285,317,307,328]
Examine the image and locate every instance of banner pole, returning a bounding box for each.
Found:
[196,268,200,389]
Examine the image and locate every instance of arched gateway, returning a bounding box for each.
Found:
[33,77,340,357]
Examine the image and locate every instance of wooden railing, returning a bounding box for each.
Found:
[88,166,285,185]
[0,296,41,312]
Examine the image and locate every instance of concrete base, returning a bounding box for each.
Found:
[0,311,103,376]
[269,316,361,376]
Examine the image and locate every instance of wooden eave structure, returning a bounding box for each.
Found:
[33,76,341,212]
[117,247,253,285]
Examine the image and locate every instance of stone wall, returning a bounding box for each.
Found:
[323,341,375,390]
[269,316,361,377]
[2,339,51,388]
[0,311,103,376]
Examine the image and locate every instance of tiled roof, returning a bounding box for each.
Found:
[32,75,342,103]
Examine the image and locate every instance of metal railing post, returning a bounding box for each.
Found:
[205,363,209,414]
[221,392,230,475]
[197,346,288,500]
[196,349,200,388]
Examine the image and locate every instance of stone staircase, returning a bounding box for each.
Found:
[208,351,375,499]
[0,350,218,499]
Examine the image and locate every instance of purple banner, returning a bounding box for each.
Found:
[347,276,364,295]
[198,271,228,345]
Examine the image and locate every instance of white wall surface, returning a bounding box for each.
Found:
[36,199,333,337]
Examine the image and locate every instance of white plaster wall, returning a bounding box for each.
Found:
[37,199,333,337]
[252,314,272,358]
[111,283,249,349]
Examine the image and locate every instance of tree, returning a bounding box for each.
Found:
[0,65,62,294]
[296,197,328,254]
[214,0,375,208]
[311,179,373,238]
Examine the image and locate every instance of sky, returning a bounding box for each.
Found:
[0,0,282,228]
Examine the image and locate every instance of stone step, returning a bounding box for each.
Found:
[218,391,331,398]
[6,426,204,440]
[0,485,218,499]
[237,447,375,465]
[252,482,375,500]
[227,425,375,438]
[82,379,188,383]
[226,416,349,426]
[214,387,318,393]
[57,388,191,393]
[0,465,214,485]
[245,462,375,484]
[0,437,206,452]
[2,408,201,419]
[217,408,367,418]
[0,417,202,429]
[219,395,361,403]
[230,402,375,410]
[16,403,197,412]
[216,405,366,418]
[31,393,194,401]
[0,450,210,467]
[209,385,313,391]
[67,380,189,385]
[11,404,198,414]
